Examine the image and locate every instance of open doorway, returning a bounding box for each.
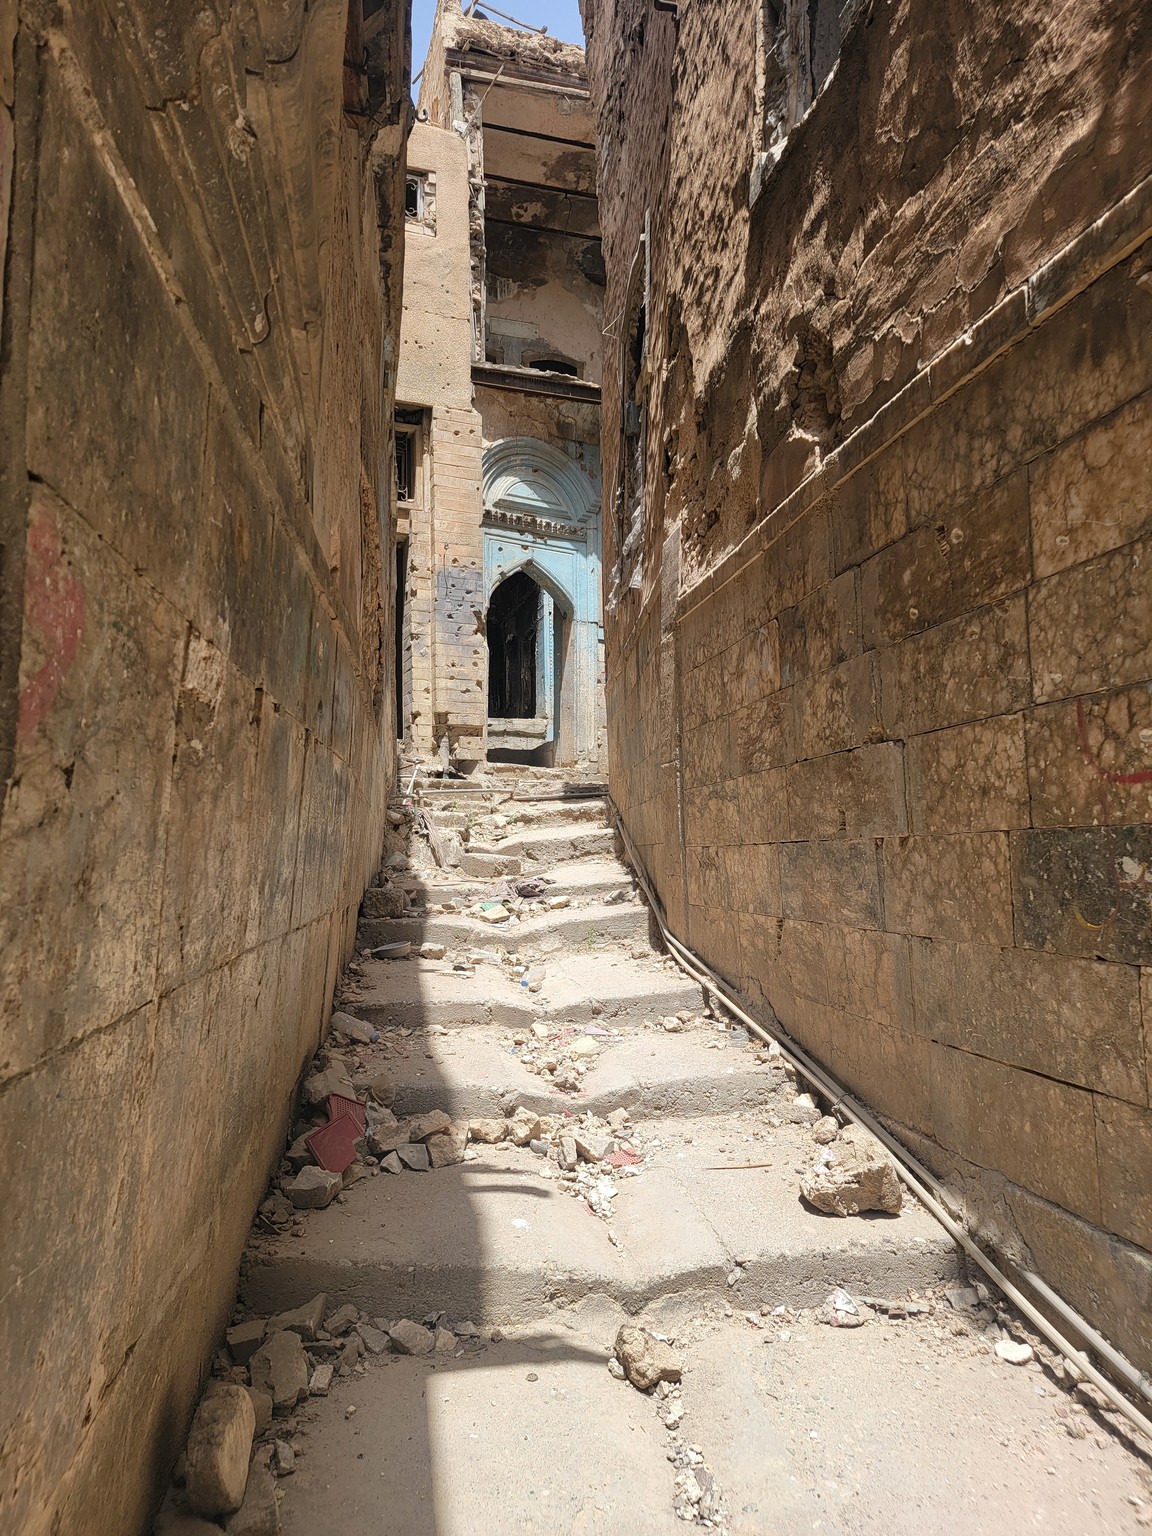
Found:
[486,568,569,764]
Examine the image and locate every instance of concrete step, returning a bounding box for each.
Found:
[350,951,704,1032]
[401,857,637,911]
[241,1114,959,1326]
[370,1022,806,1122]
[356,898,653,956]
[486,823,617,864]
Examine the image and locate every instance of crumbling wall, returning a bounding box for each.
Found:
[0,3,408,1531]
[586,0,1152,1371]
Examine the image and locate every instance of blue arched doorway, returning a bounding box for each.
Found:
[482,439,602,766]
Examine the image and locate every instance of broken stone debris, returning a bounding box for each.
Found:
[799,1123,903,1215]
[184,1384,256,1517]
[613,1325,683,1392]
[249,1330,309,1415]
[226,1319,266,1365]
[282,1166,342,1210]
[668,1442,723,1526]
[267,1294,326,1340]
[224,1462,280,1536]
[389,1319,436,1356]
[995,1338,1035,1365]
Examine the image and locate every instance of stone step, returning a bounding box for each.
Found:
[403,856,637,911]
[350,951,705,1032]
[241,1114,959,1326]
[485,823,617,864]
[356,898,653,956]
[372,1022,804,1122]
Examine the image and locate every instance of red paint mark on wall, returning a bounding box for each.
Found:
[16,509,86,744]
[1075,697,1152,787]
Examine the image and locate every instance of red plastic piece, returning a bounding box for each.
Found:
[304,1112,361,1174]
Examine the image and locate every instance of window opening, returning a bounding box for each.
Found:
[394,432,415,503]
[526,356,580,378]
[404,174,423,219]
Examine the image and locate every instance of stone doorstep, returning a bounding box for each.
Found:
[356,899,651,954]
[382,1027,802,1122]
[241,1123,958,1326]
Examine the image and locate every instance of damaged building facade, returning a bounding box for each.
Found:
[395,0,606,769]
[584,0,1152,1371]
[0,3,409,1531]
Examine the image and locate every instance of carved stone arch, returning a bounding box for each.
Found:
[482,437,600,526]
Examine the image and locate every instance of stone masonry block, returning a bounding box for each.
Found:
[906,714,1029,833]
[1030,389,1152,580]
[910,937,1144,1103]
[732,689,797,775]
[1011,825,1152,966]
[683,782,740,847]
[1093,1097,1152,1249]
[787,743,906,841]
[879,595,1030,738]
[777,570,858,686]
[882,832,1013,945]
[860,469,1030,650]
[717,843,780,917]
[758,505,833,614]
[1026,687,1152,829]
[780,839,881,929]
[737,766,790,843]
[793,653,881,760]
[929,1044,1101,1223]
[1029,537,1152,703]
[775,919,912,1031]
[722,621,780,707]
[830,455,909,574]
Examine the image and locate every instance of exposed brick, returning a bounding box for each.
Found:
[883,832,1013,945]
[1012,826,1152,966]
[1030,390,1152,579]
[780,839,881,929]
[879,596,1030,738]
[787,743,906,841]
[905,715,1030,833]
[911,938,1145,1103]
[1029,538,1152,703]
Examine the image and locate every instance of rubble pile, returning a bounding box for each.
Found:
[504,1019,621,1090]
[799,1122,903,1216]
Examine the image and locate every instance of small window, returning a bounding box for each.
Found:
[394,432,415,503]
[404,175,423,220]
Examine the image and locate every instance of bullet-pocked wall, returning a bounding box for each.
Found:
[583,0,1152,1370]
[0,4,409,1532]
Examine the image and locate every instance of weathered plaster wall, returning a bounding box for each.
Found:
[585,0,1152,1371]
[485,223,605,381]
[0,4,408,1532]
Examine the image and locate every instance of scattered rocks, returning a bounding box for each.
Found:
[614,1325,683,1391]
[435,1327,458,1354]
[184,1384,255,1517]
[249,1330,309,1415]
[995,1338,1035,1365]
[427,1122,469,1167]
[468,1116,509,1143]
[267,1294,326,1340]
[223,1462,280,1536]
[379,1151,403,1174]
[800,1124,902,1216]
[406,1109,453,1142]
[356,1322,391,1355]
[396,1142,431,1171]
[271,1440,295,1477]
[815,1288,866,1328]
[308,1363,334,1397]
[245,1389,273,1435]
[226,1319,266,1365]
[301,1065,355,1107]
[573,1129,614,1163]
[325,1303,359,1335]
[508,1107,542,1145]
[812,1115,839,1145]
[389,1319,436,1356]
[367,1068,395,1106]
[282,1167,342,1210]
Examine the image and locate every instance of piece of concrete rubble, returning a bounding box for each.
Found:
[245,1389,273,1435]
[405,1109,453,1142]
[574,1129,614,1163]
[325,1303,359,1335]
[367,1117,406,1157]
[284,1134,314,1173]
[226,1319,266,1365]
[267,1294,326,1340]
[367,1069,395,1106]
[812,1115,840,1144]
[434,1327,457,1354]
[427,1122,469,1167]
[259,1192,294,1226]
[558,1134,578,1171]
[389,1319,436,1356]
[508,1108,541,1145]
[222,1461,280,1536]
[397,1142,431,1171]
[467,1116,508,1143]
[995,1338,1034,1365]
[301,1065,355,1107]
[184,1383,256,1517]
[308,1363,334,1397]
[614,1325,683,1392]
[419,942,447,959]
[249,1330,309,1415]
[282,1167,342,1210]
[271,1441,295,1477]
[378,1151,403,1173]
[799,1124,903,1216]
[356,1322,391,1355]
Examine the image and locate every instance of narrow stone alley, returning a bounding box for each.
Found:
[4,0,1152,1532]
[163,776,1152,1534]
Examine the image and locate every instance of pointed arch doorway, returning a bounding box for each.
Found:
[482,438,602,766]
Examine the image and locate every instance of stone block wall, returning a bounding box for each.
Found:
[586,0,1152,1372]
[0,4,408,1532]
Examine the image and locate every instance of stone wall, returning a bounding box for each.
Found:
[0,3,408,1532]
[585,0,1152,1370]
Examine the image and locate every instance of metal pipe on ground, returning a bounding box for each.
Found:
[607,800,1152,1443]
